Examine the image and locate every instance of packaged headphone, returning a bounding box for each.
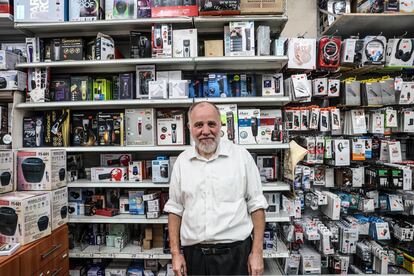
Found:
[387,38,414,66]
[318,37,342,70]
[362,36,386,65]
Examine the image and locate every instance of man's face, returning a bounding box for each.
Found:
[189,103,221,156]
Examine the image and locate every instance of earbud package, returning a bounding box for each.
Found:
[319,110,330,132]
[17,149,67,191]
[238,109,261,144]
[0,150,13,194]
[148,80,168,99]
[217,104,239,144]
[172,29,198,58]
[309,108,320,130]
[258,109,282,144]
[156,110,185,146]
[379,78,396,105]
[333,139,350,166]
[342,80,361,106]
[0,192,51,245]
[362,36,387,65]
[288,38,317,70]
[312,78,328,97]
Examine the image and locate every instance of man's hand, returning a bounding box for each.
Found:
[172,253,187,276]
[248,251,264,276]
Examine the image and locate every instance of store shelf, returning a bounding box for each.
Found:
[69,214,168,224]
[0,14,26,40]
[265,211,291,222]
[262,182,291,192]
[0,91,15,102]
[322,13,414,38]
[15,96,291,110]
[14,17,193,37]
[16,56,288,73]
[69,239,288,259]
[243,143,290,150]
[16,58,194,73]
[15,99,194,110]
[67,180,170,188]
[194,56,288,71]
[194,96,290,106]
[264,259,283,275]
[194,15,288,34]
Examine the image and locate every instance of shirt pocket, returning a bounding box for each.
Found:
[213,174,245,202]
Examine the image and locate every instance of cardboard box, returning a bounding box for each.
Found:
[50,76,71,101]
[199,0,240,15]
[0,70,27,91]
[204,40,224,57]
[241,0,283,14]
[149,80,168,99]
[61,38,85,61]
[227,21,255,56]
[0,50,19,70]
[152,160,169,183]
[49,187,68,230]
[23,116,45,148]
[125,108,156,146]
[238,109,260,144]
[0,150,13,194]
[128,190,145,215]
[91,167,127,182]
[259,109,282,144]
[44,110,70,147]
[14,0,68,22]
[156,110,185,146]
[173,29,198,58]
[17,149,67,191]
[136,65,156,98]
[70,76,93,101]
[0,191,51,245]
[152,24,172,58]
[217,104,239,144]
[100,154,132,167]
[105,0,137,19]
[97,112,124,146]
[169,80,189,99]
[71,112,98,147]
[129,161,144,182]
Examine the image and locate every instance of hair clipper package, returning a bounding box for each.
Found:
[156,110,185,146]
[259,109,282,144]
[152,160,169,183]
[238,109,260,144]
[125,108,156,146]
[217,104,239,144]
[136,65,155,98]
[70,76,93,101]
[71,112,98,146]
[227,21,255,56]
[17,149,67,191]
[152,24,172,58]
[262,73,284,97]
[97,112,124,146]
[100,154,132,167]
[199,0,240,15]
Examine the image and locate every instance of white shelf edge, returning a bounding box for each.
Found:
[69,214,168,224]
[265,211,291,222]
[262,182,291,192]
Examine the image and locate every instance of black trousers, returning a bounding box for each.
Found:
[183,237,252,275]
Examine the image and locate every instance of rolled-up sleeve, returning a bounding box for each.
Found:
[244,151,269,213]
[164,158,184,216]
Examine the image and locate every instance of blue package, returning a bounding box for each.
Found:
[189,79,203,98]
[240,74,257,97]
[128,190,145,215]
[228,74,241,97]
[205,73,230,97]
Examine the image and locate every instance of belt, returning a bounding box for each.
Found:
[190,237,250,255]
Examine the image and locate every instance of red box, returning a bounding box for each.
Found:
[0,1,12,14]
[96,208,119,217]
[151,6,198,17]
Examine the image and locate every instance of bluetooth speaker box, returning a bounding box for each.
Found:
[0,150,13,194]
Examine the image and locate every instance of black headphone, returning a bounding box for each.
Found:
[364,38,385,62]
[395,39,414,62]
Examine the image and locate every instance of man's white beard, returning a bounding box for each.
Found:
[196,135,220,154]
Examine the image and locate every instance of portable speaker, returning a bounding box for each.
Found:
[0,77,6,89]
[0,171,11,186]
[59,168,66,181]
[21,157,46,183]
[0,207,18,236]
[37,216,49,231]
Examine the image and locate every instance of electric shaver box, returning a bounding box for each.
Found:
[238,109,260,144]
[151,24,173,58]
[0,150,13,194]
[0,50,19,70]
[17,149,67,191]
[0,70,27,91]
[50,76,71,101]
[44,110,70,147]
[156,110,185,146]
[258,109,282,144]
[172,29,198,58]
[97,112,124,146]
[118,73,135,99]
[14,0,68,22]
[91,167,128,182]
[23,116,45,148]
[69,0,103,21]
[0,191,51,245]
[48,187,68,230]
[100,154,132,167]
[125,108,156,146]
[71,112,98,146]
[228,21,255,57]
[217,104,239,144]
[70,76,93,101]
[152,160,170,183]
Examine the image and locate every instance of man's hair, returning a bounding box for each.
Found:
[187,101,221,124]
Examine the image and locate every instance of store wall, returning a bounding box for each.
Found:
[281,0,318,38]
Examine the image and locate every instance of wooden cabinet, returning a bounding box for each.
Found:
[0,224,69,276]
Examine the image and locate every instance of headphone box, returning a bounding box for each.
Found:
[258,109,282,144]
[151,24,172,58]
[14,0,68,22]
[100,154,132,167]
[0,192,51,245]
[362,36,387,65]
[69,0,103,21]
[217,104,239,144]
[47,187,68,230]
[386,38,414,66]
[105,0,137,20]
[238,109,261,144]
[172,29,198,58]
[0,50,18,70]
[17,149,67,191]
[91,167,127,182]
[0,150,13,194]
[156,110,185,146]
[152,160,170,183]
[125,108,156,146]
[0,70,26,91]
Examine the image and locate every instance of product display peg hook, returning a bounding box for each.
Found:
[374,32,383,39]
[298,31,308,39]
[329,29,339,39]
[320,71,331,78]
[399,31,408,39]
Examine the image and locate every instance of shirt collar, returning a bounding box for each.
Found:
[189,140,231,161]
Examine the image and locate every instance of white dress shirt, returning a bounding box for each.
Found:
[164,140,269,246]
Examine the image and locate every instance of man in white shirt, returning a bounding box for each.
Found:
[164,101,268,276]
